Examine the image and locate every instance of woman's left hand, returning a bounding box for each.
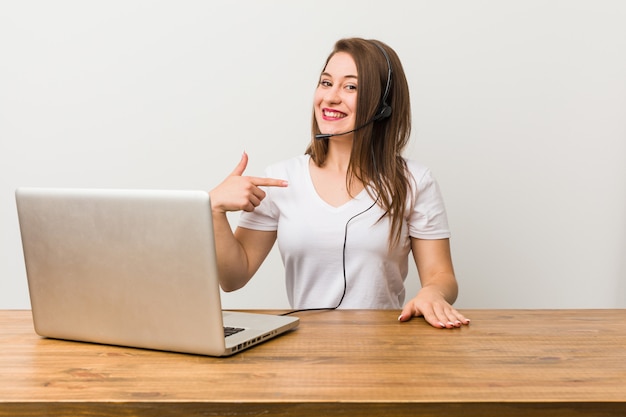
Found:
[398,286,470,329]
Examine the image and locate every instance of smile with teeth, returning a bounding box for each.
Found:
[323,109,347,120]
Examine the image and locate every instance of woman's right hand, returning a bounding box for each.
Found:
[209,152,288,213]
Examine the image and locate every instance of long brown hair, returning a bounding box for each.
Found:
[306,38,412,246]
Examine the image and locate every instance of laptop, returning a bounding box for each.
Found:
[15,187,299,356]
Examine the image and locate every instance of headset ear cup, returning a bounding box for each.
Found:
[380,104,392,119]
[373,104,392,121]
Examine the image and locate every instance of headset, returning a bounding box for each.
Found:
[314,41,393,140]
[371,41,393,122]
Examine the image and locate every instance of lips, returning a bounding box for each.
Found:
[322,108,346,120]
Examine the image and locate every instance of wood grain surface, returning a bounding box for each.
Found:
[1,309,625,416]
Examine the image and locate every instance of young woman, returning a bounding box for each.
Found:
[210,38,469,329]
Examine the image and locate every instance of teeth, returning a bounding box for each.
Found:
[324,110,345,118]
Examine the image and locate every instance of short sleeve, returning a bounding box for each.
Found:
[407,162,451,239]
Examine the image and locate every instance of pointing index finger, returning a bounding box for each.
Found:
[250,177,288,188]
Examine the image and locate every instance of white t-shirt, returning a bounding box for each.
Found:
[238,154,451,310]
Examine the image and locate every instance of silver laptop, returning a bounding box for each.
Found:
[15,187,298,356]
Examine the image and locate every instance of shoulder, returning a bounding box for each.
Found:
[403,158,435,186]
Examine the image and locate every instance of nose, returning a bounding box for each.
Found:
[324,85,341,104]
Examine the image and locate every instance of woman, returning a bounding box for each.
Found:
[210,38,469,329]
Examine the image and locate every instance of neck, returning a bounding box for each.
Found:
[324,140,353,171]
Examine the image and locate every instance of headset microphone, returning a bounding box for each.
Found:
[315,119,376,140]
[315,41,393,141]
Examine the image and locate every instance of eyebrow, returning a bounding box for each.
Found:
[321,72,358,80]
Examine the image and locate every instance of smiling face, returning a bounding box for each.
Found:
[314,52,358,138]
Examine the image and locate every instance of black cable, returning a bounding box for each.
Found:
[281,199,377,316]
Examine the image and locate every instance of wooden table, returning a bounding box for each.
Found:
[1,309,625,417]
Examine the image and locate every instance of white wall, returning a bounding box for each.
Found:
[1,1,625,310]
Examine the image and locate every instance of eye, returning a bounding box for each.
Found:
[345,84,357,91]
[319,79,332,87]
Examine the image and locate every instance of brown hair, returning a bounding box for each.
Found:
[305,38,412,246]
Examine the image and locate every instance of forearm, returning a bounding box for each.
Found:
[211,211,252,292]
[420,271,459,305]
[402,238,469,327]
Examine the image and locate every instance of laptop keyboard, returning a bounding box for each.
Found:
[224,326,245,337]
